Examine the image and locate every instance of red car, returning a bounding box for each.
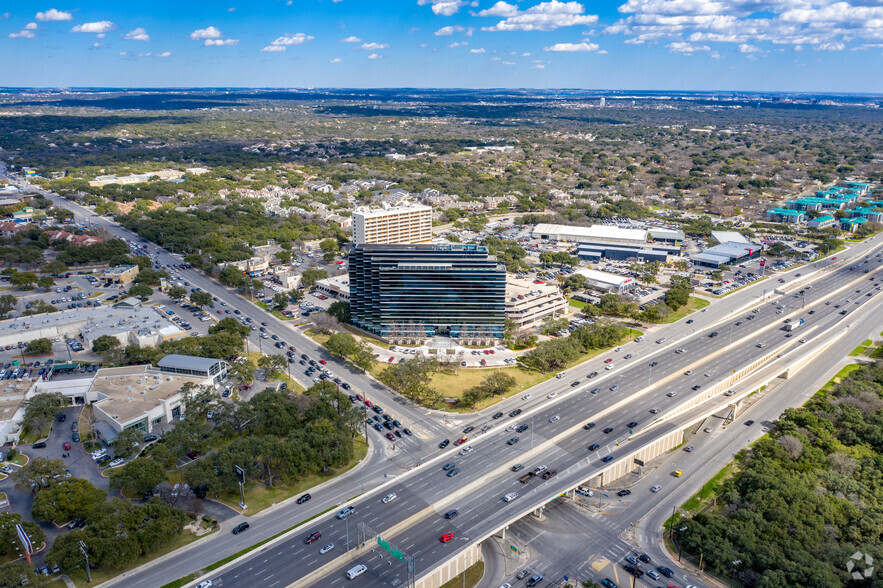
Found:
[319,360,327,365]
[440,533,454,543]
[305,531,321,544]
[355,394,363,401]
[386,433,396,441]
[604,358,613,363]
[364,399,373,407]
[63,442,71,450]
[388,357,394,362]
[454,436,468,446]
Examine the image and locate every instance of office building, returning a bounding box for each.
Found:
[352,202,432,245]
[505,278,568,332]
[349,244,506,344]
[157,354,229,385]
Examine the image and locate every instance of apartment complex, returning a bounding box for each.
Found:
[349,243,506,345]
[352,202,432,245]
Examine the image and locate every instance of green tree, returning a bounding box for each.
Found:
[24,337,52,355]
[0,562,37,588]
[108,458,167,496]
[319,238,338,252]
[20,392,67,438]
[190,291,213,308]
[0,294,16,317]
[218,266,247,288]
[36,275,55,289]
[32,478,106,523]
[664,287,691,311]
[209,317,250,338]
[228,360,256,390]
[379,357,439,405]
[9,271,38,290]
[42,260,68,275]
[11,457,67,492]
[128,284,153,299]
[563,274,588,290]
[167,285,187,299]
[325,332,359,358]
[326,301,351,323]
[112,427,143,459]
[257,354,286,379]
[540,316,570,335]
[92,334,121,353]
[272,291,289,309]
[301,268,328,288]
[275,250,292,264]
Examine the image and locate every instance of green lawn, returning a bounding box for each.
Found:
[820,364,862,394]
[660,296,710,323]
[680,460,738,514]
[439,561,485,588]
[20,425,52,445]
[567,297,588,310]
[212,435,367,515]
[849,339,873,357]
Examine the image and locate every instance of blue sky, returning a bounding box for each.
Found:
[3,1,881,92]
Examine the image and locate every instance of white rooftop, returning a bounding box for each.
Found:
[575,268,635,286]
[533,223,648,243]
[711,231,750,245]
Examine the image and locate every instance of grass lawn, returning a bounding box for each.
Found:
[67,527,214,588]
[681,460,738,514]
[567,297,588,310]
[255,300,294,321]
[243,351,305,394]
[820,364,862,394]
[660,296,710,323]
[849,339,873,357]
[212,435,367,515]
[439,561,485,588]
[7,454,28,466]
[20,425,52,445]
[41,580,67,588]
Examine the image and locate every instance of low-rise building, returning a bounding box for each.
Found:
[808,215,837,229]
[505,278,567,332]
[574,268,638,294]
[157,354,229,385]
[840,216,868,232]
[102,264,140,286]
[314,275,350,301]
[766,208,806,223]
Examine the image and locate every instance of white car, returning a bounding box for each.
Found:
[546,391,557,399]
[651,485,662,493]
[109,458,125,467]
[614,347,622,352]
[320,543,335,554]
[91,449,107,461]
[522,394,531,400]
[196,581,212,588]
[667,391,677,397]
[684,370,693,375]
[459,446,474,456]
[382,493,397,504]
[497,584,513,588]
[704,427,713,433]
[549,416,560,423]
[605,364,614,370]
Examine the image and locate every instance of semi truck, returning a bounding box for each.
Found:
[784,318,804,331]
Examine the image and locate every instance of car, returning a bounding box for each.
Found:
[540,469,557,480]
[443,462,457,471]
[600,579,618,588]
[546,391,557,398]
[459,445,474,455]
[649,361,658,367]
[385,432,396,441]
[657,566,674,577]
[32,442,47,449]
[617,489,631,496]
[627,421,638,428]
[296,493,311,504]
[492,411,504,419]
[625,555,638,565]
[745,420,755,426]
[440,532,454,543]
[605,364,615,370]
[549,415,560,423]
[649,408,660,414]
[571,380,580,387]
[638,552,651,563]
[508,409,522,417]
[438,439,450,449]
[462,425,475,434]
[444,509,459,519]
[196,581,213,588]
[684,370,693,375]
[72,433,80,442]
[602,456,614,462]
[584,422,596,430]
[604,358,613,363]
[446,468,460,477]
[57,414,66,422]
[704,427,713,433]
[651,484,662,492]
[673,470,683,477]
[63,442,71,450]
[144,435,158,443]
[232,522,250,534]
[603,427,614,434]
[336,507,355,519]
[521,393,531,400]
[684,445,694,452]
[497,584,512,588]
[516,569,532,580]
[609,385,619,391]
[507,437,519,445]
[109,458,125,467]
[588,443,600,451]
[646,570,660,580]
[686,319,693,324]
[305,531,322,544]
[516,424,529,433]
[319,543,335,554]
[382,493,397,504]
[454,436,468,446]
[667,391,677,397]
[591,387,601,394]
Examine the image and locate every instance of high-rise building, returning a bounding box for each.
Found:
[352,202,432,245]
[349,243,506,344]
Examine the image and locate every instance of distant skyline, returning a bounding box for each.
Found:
[3,1,882,92]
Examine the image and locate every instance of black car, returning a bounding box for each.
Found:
[443,462,457,471]
[444,509,459,519]
[232,522,250,534]
[617,489,631,496]
[709,331,718,338]
[492,412,504,419]
[446,468,460,478]
[591,387,601,394]
[583,422,596,430]
[296,493,311,504]
[507,437,519,445]
[462,425,475,434]
[32,442,46,449]
[57,414,66,422]
[516,424,529,433]
[571,381,580,387]
[588,443,600,451]
[144,435,158,443]
[649,361,658,367]
[603,427,614,434]
[602,456,614,462]
[509,409,522,417]
[627,421,638,428]
[439,439,450,449]
[588,371,598,378]
[692,385,702,391]
[657,566,674,578]
[686,319,693,324]
[637,553,651,563]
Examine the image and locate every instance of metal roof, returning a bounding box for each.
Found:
[157,354,224,372]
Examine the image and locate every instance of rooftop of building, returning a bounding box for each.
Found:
[0,305,171,340]
[102,264,139,276]
[0,380,35,422]
[90,366,204,425]
[157,354,225,372]
[711,231,751,245]
[575,267,635,286]
[353,202,432,217]
[533,223,648,242]
[506,277,563,299]
[316,275,350,288]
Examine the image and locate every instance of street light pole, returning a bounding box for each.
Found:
[79,540,92,583]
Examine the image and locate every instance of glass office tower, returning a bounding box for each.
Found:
[349,244,506,342]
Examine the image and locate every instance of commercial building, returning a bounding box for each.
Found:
[648,228,685,244]
[349,243,506,345]
[574,268,637,294]
[314,275,351,301]
[505,277,568,332]
[353,202,432,245]
[157,354,229,385]
[575,243,669,263]
[102,264,140,286]
[691,241,760,268]
[532,223,648,245]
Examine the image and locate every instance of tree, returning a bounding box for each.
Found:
[167,285,187,299]
[92,334,121,353]
[20,392,67,438]
[32,478,106,522]
[36,275,54,290]
[9,271,38,290]
[108,458,167,496]
[257,354,286,379]
[190,291,213,308]
[24,338,52,355]
[664,287,691,311]
[319,238,338,252]
[379,357,440,405]
[0,562,37,588]
[272,292,289,309]
[301,268,328,288]
[326,301,351,323]
[218,266,247,288]
[11,457,67,493]
[128,284,153,299]
[310,312,340,334]
[162,418,212,456]
[112,428,143,459]
[209,317,250,338]
[325,332,359,358]
[228,361,256,389]
[540,316,569,335]
[0,294,16,317]
[275,250,292,264]
[564,274,588,291]
[42,260,69,275]
[352,342,376,373]
[480,371,517,397]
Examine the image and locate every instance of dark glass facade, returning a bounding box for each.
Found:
[349,244,506,340]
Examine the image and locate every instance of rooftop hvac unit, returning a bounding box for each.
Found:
[112,414,119,419]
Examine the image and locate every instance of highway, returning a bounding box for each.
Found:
[6,166,882,588]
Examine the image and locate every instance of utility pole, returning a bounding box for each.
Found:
[79,540,92,583]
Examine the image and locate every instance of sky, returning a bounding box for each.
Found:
[2,0,882,92]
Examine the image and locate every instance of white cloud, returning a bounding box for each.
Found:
[544,41,600,51]
[261,45,286,52]
[448,41,468,47]
[205,38,238,46]
[157,51,172,57]
[815,42,845,51]
[360,42,389,49]
[340,35,362,42]
[475,1,519,17]
[228,6,236,11]
[522,52,531,56]
[268,32,314,47]
[190,26,222,40]
[667,41,710,53]
[9,29,36,39]
[0,13,9,20]
[71,21,116,35]
[367,52,381,59]
[36,8,72,22]
[481,0,599,32]
[470,47,486,53]
[123,27,150,41]
[25,22,38,30]
[435,25,464,35]
[330,57,343,62]
[417,0,468,16]
[532,64,546,68]
[502,60,516,64]
[737,43,761,53]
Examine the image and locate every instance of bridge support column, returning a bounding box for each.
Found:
[532,506,545,521]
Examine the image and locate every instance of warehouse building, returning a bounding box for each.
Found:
[575,243,669,263]
[532,223,648,245]
[691,242,760,268]
[574,268,637,294]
